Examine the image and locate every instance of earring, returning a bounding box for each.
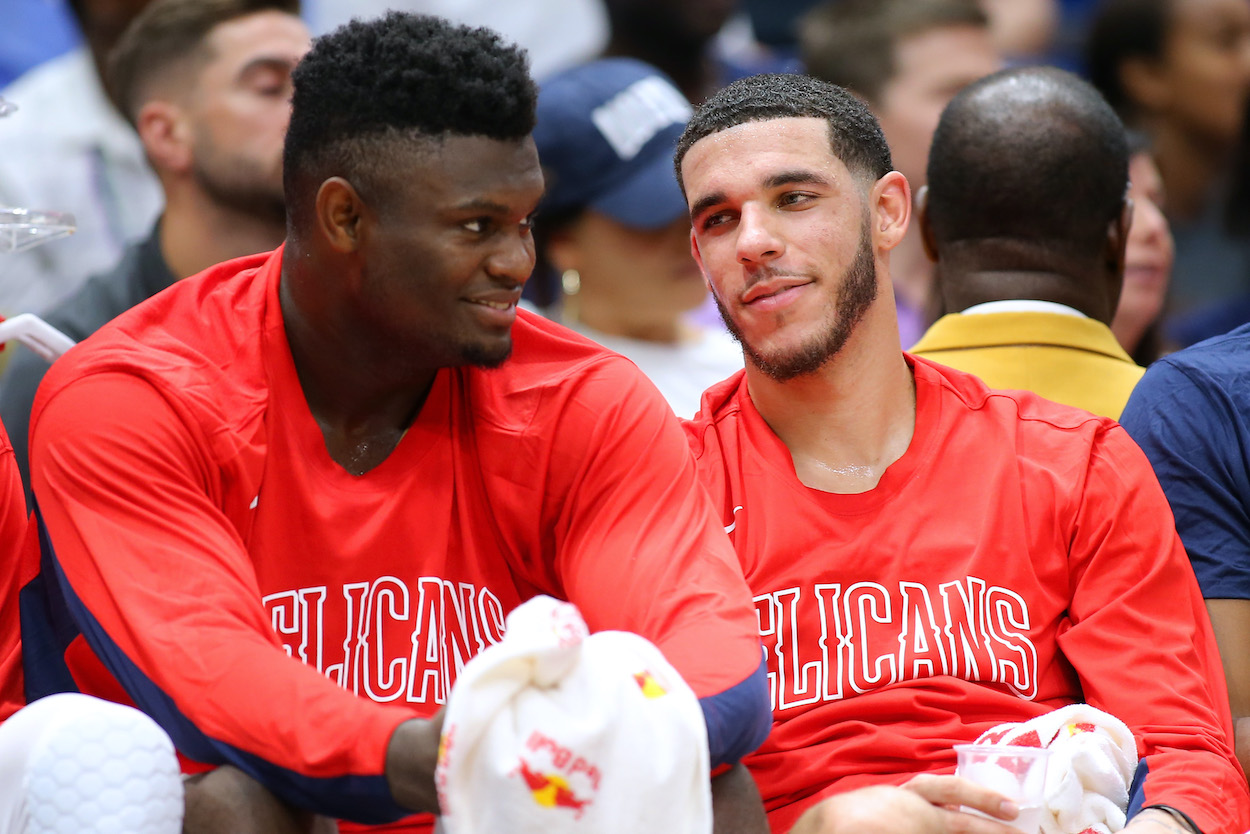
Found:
[560,269,581,325]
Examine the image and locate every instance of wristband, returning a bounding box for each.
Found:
[1141,804,1202,834]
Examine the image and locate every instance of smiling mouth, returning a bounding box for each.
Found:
[468,299,515,311]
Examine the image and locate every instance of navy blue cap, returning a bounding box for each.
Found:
[534,58,693,229]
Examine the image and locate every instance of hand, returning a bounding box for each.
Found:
[384,710,445,814]
[789,780,1021,834]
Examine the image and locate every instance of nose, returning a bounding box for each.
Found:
[487,228,536,287]
[736,203,784,265]
[1133,194,1172,254]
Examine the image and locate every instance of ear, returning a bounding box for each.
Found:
[1119,57,1171,113]
[315,177,367,254]
[136,99,192,174]
[869,170,911,253]
[915,185,939,263]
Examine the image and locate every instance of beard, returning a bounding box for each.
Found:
[716,217,878,381]
[191,138,286,226]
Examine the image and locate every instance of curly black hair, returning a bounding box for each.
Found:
[674,73,893,192]
[283,12,537,212]
[926,67,1128,260]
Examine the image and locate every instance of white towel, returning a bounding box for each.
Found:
[435,595,712,834]
[974,704,1139,834]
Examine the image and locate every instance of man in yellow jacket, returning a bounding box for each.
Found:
[910,67,1143,419]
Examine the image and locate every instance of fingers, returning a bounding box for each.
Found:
[933,805,1026,834]
[902,773,1019,821]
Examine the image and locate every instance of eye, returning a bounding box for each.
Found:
[700,211,733,232]
[519,212,536,232]
[462,218,490,233]
[778,191,814,208]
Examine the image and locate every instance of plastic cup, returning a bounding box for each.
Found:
[954,743,1051,833]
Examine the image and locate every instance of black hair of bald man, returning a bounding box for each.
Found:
[925,66,1128,262]
[282,11,537,226]
[674,73,893,193]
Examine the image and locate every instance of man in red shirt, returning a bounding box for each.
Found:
[676,68,1249,834]
[13,11,769,833]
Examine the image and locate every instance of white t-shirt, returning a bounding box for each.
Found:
[571,323,743,419]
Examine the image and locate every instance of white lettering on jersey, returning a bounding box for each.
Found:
[756,576,1037,711]
[724,505,744,534]
[262,576,508,706]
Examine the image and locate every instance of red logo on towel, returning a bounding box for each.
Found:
[513,730,602,819]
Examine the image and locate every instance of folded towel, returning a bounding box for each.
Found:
[435,595,712,833]
[974,704,1138,834]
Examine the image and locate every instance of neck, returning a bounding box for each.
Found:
[570,293,695,344]
[160,185,287,280]
[746,298,917,494]
[1149,121,1234,221]
[936,257,1114,323]
[279,245,437,472]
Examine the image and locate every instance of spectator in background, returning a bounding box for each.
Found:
[1120,324,1250,778]
[301,0,607,80]
[0,0,162,320]
[981,0,1061,63]
[1087,0,1250,319]
[601,0,797,106]
[0,0,310,502]
[799,0,1000,348]
[530,58,741,419]
[910,67,1143,419]
[1112,132,1176,364]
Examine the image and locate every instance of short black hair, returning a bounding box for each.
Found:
[675,73,892,189]
[800,0,988,105]
[1085,0,1170,120]
[926,67,1128,259]
[108,0,301,125]
[283,12,537,217]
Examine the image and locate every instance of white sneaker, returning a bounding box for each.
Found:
[0,693,184,834]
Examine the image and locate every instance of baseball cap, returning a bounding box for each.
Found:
[534,58,694,229]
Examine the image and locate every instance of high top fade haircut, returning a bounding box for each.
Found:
[674,73,893,193]
[283,12,537,222]
[108,0,302,127]
[926,67,1128,260]
[800,0,988,105]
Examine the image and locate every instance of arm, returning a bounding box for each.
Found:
[1205,599,1250,777]
[1121,363,1250,781]
[541,364,771,767]
[1057,424,1250,832]
[31,374,424,823]
[711,763,769,834]
[0,419,28,721]
[787,778,1019,834]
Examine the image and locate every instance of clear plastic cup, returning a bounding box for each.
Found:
[954,743,1051,833]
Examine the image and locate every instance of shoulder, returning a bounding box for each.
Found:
[912,353,1121,461]
[35,250,275,430]
[470,310,674,429]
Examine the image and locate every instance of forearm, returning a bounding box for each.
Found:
[1125,808,1200,834]
[712,763,768,834]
